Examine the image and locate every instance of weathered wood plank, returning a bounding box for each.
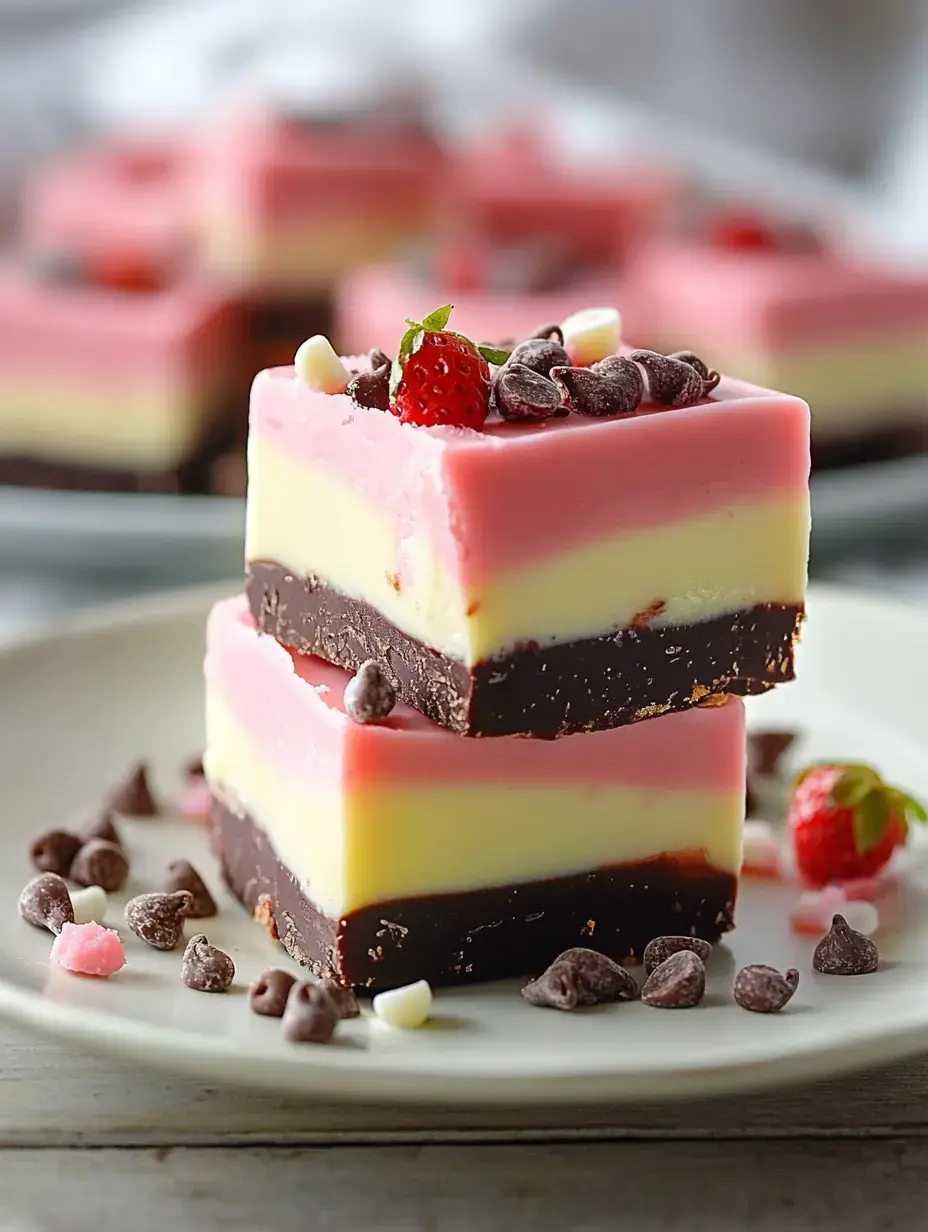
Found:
[0,1140,924,1231]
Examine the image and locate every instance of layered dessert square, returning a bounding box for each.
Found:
[625,233,928,455]
[205,595,745,990]
[0,262,243,491]
[195,109,444,367]
[21,137,197,286]
[245,327,810,737]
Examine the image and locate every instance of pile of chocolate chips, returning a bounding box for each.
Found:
[346,328,720,423]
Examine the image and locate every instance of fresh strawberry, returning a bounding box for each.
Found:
[788,763,926,888]
[389,304,508,430]
[708,209,775,252]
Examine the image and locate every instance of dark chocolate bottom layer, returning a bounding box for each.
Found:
[247,561,804,738]
[212,795,738,991]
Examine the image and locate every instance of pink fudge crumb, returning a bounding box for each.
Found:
[177,777,213,823]
[50,921,126,977]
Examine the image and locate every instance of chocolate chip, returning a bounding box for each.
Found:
[347,365,391,412]
[30,830,83,877]
[344,660,396,724]
[668,350,721,392]
[530,323,564,345]
[18,873,74,934]
[181,934,235,992]
[550,358,643,418]
[70,839,130,892]
[643,935,713,975]
[813,913,879,976]
[641,951,706,1008]
[183,754,204,779]
[106,761,158,816]
[78,807,122,848]
[282,981,340,1044]
[369,347,392,372]
[494,363,563,423]
[161,860,217,919]
[522,947,638,1011]
[250,968,298,1018]
[506,338,570,377]
[733,964,799,1013]
[748,730,796,777]
[322,978,361,1019]
[628,349,713,407]
[125,890,193,950]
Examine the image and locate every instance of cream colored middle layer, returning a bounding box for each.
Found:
[247,435,809,663]
[0,382,218,468]
[205,694,744,918]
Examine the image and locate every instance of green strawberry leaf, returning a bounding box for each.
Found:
[852,788,892,853]
[894,789,928,825]
[831,764,880,807]
[421,303,453,331]
[391,322,425,398]
[477,345,511,366]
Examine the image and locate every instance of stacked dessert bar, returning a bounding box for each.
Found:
[204,305,811,991]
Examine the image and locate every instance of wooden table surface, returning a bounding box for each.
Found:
[2,1021,927,1230]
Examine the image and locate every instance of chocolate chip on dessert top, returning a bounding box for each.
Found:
[494,364,563,423]
[628,349,720,407]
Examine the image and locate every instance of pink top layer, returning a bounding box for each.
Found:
[0,263,242,387]
[450,132,675,262]
[197,114,444,224]
[207,596,745,792]
[22,139,196,271]
[336,265,648,358]
[249,354,810,587]
[625,241,928,351]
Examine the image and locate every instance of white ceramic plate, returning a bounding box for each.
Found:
[0,582,927,1106]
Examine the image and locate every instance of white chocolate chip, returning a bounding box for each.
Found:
[70,885,108,926]
[560,307,621,365]
[839,900,880,937]
[294,335,351,394]
[372,979,433,1029]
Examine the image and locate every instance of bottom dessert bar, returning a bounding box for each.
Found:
[204,595,745,990]
[247,561,802,738]
[214,795,737,990]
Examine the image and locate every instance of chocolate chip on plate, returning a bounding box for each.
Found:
[733,964,800,1013]
[344,660,396,724]
[106,761,158,816]
[747,730,797,777]
[18,873,74,934]
[249,968,298,1018]
[641,950,706,1008]
[78,806,123,848]
[161,860,217,919]
[505,337,570,377]
[494,363,563,423]
[643,935,713,976]
[628,349,715,407]
[70,839,130,892]
[813,913,879,976]
[522,947,638,1011]
[181,934,235,992]
[282,981,340,1044]
[125,890,193,950]
[29,830,83,878]
[321,978,361,1019]
[551,358,643,418]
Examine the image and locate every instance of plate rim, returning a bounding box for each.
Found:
[2,579,928,1105]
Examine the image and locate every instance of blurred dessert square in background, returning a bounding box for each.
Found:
[623,206,928,465]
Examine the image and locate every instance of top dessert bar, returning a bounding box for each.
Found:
[246,314,810,738]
